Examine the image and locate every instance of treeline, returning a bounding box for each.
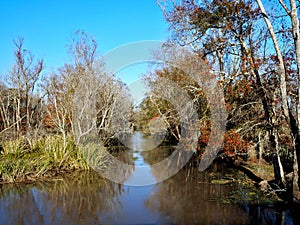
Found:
[136,0,300,202]
[0,30,132,182]
[0,30,131,144]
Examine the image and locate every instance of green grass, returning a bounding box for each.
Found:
[0,135,108,183]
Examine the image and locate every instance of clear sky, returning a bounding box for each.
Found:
[0,0,169,84]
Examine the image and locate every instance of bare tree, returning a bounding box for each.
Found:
[45,30,98,146]
[45,74,71,147]
[45,30,133,147]
[67,30,97,71]
[0,38,44,137]
[256,0,300,202]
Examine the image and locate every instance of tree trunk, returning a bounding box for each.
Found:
[258,131,264,164]
[293,147,300,201]
[256,0,292,191]
[278,0,300,202]
[290,0,300,202]
[266,129,286,186]
[256,0,290,121]
[16,96,21,134]
[0,98,8,130]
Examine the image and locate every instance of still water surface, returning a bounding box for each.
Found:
[0,133,298,225]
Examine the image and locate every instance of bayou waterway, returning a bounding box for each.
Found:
[0,133,298,225]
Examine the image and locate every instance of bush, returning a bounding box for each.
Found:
[0,135,108,183]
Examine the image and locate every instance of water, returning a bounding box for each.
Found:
[0,132,298,225]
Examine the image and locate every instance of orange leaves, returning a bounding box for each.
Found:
[42,104,71,130]
[222,129,249,157]
[43,114,55,129]
[197,124,249,161]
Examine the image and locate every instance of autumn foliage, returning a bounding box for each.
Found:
[197,122,249,162]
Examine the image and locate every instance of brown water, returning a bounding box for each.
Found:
[0,133,298,225]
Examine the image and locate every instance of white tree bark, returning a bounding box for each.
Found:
[256,0,290,121]
[290,0,300,203]
[255,0,292,187]
[279,0,300,202]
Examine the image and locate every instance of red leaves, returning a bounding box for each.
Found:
[197,125,249,161]
[43,114,55,129]
[147,114,160,124]
[222,129,249,158]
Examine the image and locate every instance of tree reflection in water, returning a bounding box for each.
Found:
[0,141,297,225]
[142,147,292,225]
[145,166,292,225]
[0,171,123,225]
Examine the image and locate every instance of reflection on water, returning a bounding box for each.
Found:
[0,172,122,225]
[123,132,157,185]
[0,132,298,225]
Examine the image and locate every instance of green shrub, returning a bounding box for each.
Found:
[0,135,108,183]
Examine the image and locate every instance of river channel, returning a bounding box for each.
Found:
[0,132,299,225]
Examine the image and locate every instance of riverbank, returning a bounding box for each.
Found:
[183,160,282,205]
[0,133,287,206]
[0,135,107,184]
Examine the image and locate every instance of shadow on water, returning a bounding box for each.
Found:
[0,132,299,225]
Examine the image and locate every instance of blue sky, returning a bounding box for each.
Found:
[0,0,169,84]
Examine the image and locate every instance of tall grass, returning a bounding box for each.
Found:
[0,135,107,183]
